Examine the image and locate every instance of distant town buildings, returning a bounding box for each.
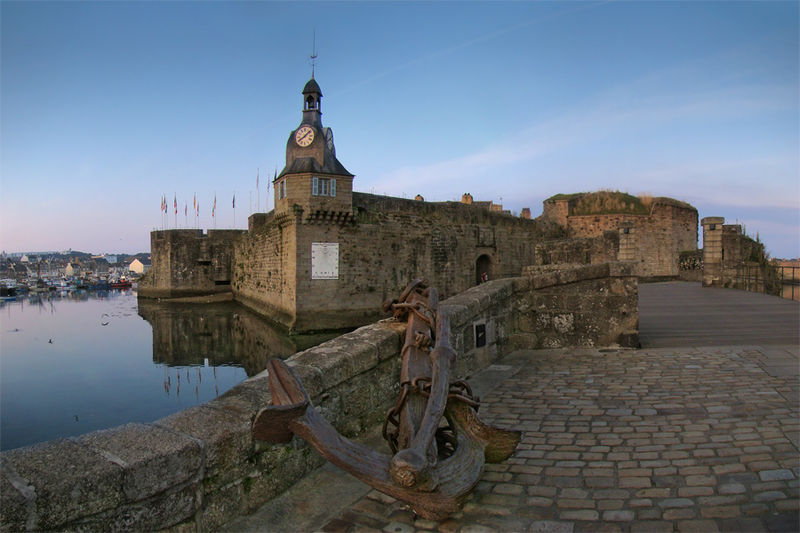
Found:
[0,250,150,286]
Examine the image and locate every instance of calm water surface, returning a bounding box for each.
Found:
[0,291,326,451]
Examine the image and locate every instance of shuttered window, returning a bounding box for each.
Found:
[311,177,336,197]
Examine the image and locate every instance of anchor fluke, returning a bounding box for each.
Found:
[252,359,310,443]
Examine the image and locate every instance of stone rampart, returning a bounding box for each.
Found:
[533,232,618,267]
[0,264,637,531]
[232,193,550,332]
[701,217,780,295]
[564,202,697,278]
[138,230,246,298]
[537,196,698,279]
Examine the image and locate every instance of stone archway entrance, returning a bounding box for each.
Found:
[475,254,492,285]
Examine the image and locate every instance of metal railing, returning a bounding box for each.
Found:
[733,263,799,301]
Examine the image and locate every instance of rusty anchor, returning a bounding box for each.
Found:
[252,279,520,520]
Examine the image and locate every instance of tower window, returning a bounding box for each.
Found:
[312,177,336,197]
[278,180,287,199]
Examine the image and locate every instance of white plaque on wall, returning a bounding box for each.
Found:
[311,242,339,280]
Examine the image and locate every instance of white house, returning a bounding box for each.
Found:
[128,258,150,274]
[65,262,81,277]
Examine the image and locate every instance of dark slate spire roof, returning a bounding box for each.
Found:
[278,154,353,178]
[302,78,322,96]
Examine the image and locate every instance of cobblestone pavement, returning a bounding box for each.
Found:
[318,346,799,533]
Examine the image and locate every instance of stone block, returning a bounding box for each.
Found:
[210,377,272,417]
[758,469,794,481]
[1,439,124,530]
[202,480,244,531]
[244,446,325,514]
[69,483,198,531]
[156,405,252,490]
[77,423,203,501]
[608,261,635,278]
[286,362,325,399]
[0,469,31,531]
[441,303,474,329]
[291,344,369,392]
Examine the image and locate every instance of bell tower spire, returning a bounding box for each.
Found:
[302,31,322,127]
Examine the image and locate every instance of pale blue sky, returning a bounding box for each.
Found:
[2,1,798,258]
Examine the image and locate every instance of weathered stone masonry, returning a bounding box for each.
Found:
[232,193,546,332]
[143,229,246,298]
[538,195,698,278]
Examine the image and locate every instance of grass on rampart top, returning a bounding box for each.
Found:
[545,190,695,216]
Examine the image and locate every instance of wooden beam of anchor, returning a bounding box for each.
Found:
[390,311,454,489]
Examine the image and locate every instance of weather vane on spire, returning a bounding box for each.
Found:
[310,29,318,78]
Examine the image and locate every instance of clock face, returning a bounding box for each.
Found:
[295,125,315,147]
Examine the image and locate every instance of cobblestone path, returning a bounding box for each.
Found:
[320,346,799,533]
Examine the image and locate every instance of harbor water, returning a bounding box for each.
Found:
[0,290,331,451]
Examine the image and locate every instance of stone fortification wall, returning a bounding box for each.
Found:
[539,197,698,279]
[565,203,697,278]
[233,193,549,332]
[0,263,637,532]
[533,232,618,266]
[290,193,546,331]
[139,230,246,298]
[701,217,779,295]
[232,212,298,327]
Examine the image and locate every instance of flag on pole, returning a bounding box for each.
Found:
[185,204,187,216]
[212,194,216,218]
[232,193,235,209]
[174,194,177,215]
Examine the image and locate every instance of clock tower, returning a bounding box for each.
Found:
[273,77,354,222]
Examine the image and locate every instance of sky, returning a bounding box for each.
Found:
[2,1,798,258]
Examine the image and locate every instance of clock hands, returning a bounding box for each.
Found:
[295,125,315,146]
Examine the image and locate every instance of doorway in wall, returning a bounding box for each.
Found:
[475,254,492,285]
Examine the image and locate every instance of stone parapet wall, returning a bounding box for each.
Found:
[518,262,639,348]
[0,263,637,531]
[701,217,776,293]
[533,232,619,267]
[232,214,298,327]
[234,193,549,332]
[563,202,698,279]
[139,230,246,298]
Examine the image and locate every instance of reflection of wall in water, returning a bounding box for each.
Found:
[137,300,298,376]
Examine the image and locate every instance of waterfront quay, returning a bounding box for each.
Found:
[228,284,799,533]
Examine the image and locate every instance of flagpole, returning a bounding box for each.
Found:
[256,168,260,213]
[233,191,236,228]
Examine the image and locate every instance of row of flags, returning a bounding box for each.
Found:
[160,194,220,217]
[158,169,277,224]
